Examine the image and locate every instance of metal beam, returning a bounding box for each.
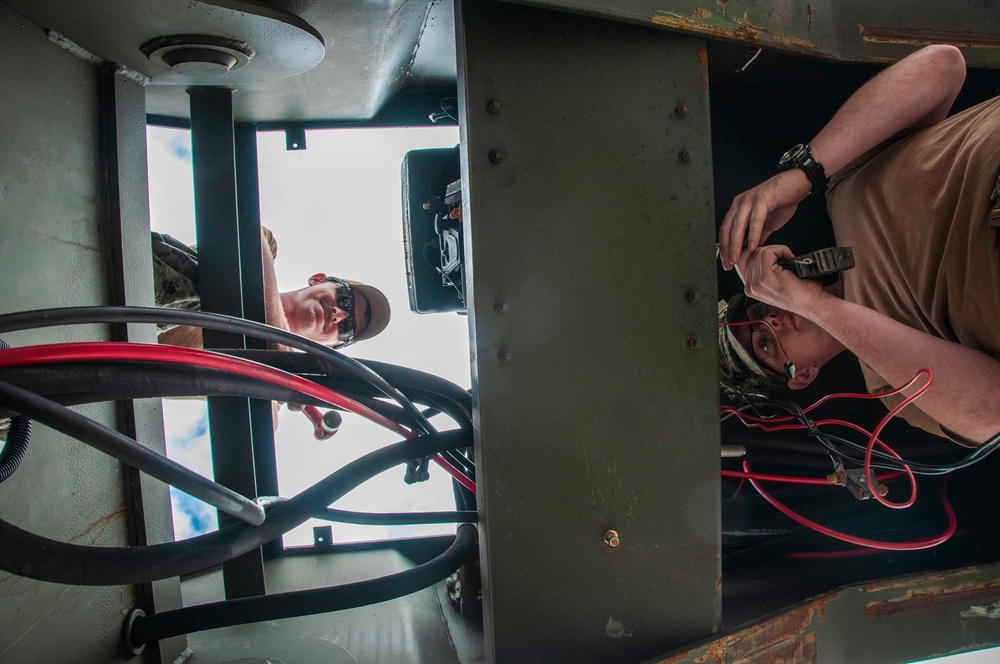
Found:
[189,86,266,599]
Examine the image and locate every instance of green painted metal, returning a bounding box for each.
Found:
[458,1,720,661]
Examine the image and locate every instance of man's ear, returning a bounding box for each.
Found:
[307,273,328,287]
[787,365,820,390]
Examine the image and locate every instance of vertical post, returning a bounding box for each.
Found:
[188,87,266,599]
[235,121,283,559]
[456,2,720,662]
[100,64,187,663]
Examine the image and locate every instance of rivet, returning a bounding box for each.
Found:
[604,530,620,548]
[497,347,512,362]
[686,336,700,350]
[489,149,504,164]
[487,99,501,114]
[685,289,698,303]
[495,300,509,313]
[679,149,693,164]
[675,103,689,117]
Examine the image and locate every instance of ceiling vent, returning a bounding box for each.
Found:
[141,35,255,77]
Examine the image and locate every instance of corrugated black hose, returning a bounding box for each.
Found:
[0,339,31,484]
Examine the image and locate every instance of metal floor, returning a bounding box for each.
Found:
[179,549,485,664]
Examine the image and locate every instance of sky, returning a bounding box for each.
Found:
[147,124,469,544]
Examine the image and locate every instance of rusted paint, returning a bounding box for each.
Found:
[860,25,1000,47]
[694,7,712,19]
[807,5,814,35]
[657,650,691,664]
[669,596,832,664]
[866,580,1000,619]
[866,566,990,592]
[651,12,817,52]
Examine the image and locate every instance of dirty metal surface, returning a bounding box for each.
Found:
[647,563,1000,664]
[511,0,1000,68]
[458,1,720,662]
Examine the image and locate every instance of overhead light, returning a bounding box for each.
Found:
[141,35,255,77]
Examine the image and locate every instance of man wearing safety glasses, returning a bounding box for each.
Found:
[718,44,1000,447]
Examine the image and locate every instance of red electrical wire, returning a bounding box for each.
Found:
[432,455,476,494]
[0,342,479,492]
[863,369,932,509]
[744,460,955,551]
[0,342,413,438]
[721,369,934,509]
[721,469,833,486]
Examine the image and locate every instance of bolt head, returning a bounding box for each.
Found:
[679,149,693,163]
[686,336,700,350]
[604,529,620,547]
[497,348,512,362]
[675,103,689,117]
[489,149,503,164]
[685,289,698,303]
[487,99,502,114]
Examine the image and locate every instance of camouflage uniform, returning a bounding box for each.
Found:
[152,228,278,334]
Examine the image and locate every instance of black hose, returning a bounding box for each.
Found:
[130,523,478,645]
[0,428,471,585]
[0,306,436,436]
[0,338,31,484]
[316,508,478,525]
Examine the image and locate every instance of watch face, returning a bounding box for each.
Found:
[779,144,805,169]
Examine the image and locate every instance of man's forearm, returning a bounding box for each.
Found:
[806,294,1000,444]
[810,44,966,177]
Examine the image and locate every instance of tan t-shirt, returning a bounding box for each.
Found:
[826,96,1000,445]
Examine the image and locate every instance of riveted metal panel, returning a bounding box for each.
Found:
[457,2,720,661]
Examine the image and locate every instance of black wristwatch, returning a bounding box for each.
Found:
[777,143,828,195]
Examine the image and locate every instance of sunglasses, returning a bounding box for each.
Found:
[324,276,360,346]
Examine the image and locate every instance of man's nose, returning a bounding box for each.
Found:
[330,307,348,323]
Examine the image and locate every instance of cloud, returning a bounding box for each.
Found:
[170,487,218,540]
[167,134,192,162]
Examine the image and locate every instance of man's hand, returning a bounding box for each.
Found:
[719,170,811,271]
[736,245,827,318]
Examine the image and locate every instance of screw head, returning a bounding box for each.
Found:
[685,289,698,303]
[679,149,693,163]
[675,103,689,117]
[495,300,509,313]
[497,347,512,362]
[487,99,501,114]
[686,336,700,350]
[604,530,620,548]
[489,148,504,164]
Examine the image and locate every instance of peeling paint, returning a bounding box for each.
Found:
[962,601,1000,619]
[807,4,814,35]
[605,616,633,639]
[866,579,1000,619]
[651,11,817,52]
[860,25,1000,47]
[680,599,829,664]
[694,7,712,19]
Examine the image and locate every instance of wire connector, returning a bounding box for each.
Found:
[844,468,888,501]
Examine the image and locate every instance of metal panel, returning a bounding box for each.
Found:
[457,2,720,662]
[100,62,188,663]
[0,6,142,663]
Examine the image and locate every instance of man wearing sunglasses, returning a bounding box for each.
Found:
[717,44,1000,447]
[153,227,390,349]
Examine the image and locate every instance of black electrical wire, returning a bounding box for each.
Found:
[0,306,436,436]
[727,389,1000,475]
[129,523,477,645]
[0,428,472,586]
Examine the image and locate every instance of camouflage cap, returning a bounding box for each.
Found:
[718,294,780,394]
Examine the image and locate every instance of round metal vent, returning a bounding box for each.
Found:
[141,35,255,77]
